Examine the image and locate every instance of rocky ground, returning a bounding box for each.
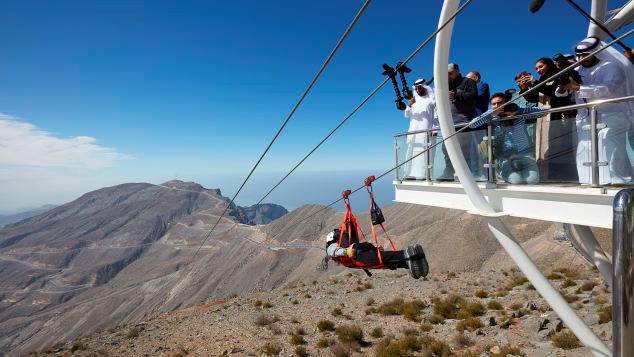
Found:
[34,263,612,357]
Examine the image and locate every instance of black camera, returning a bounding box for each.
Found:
[552,53,582,87]
[497,88,519,117]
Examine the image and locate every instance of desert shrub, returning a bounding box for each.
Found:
[268,324,282,335]
[294,346,307,357]
[505,276,529,290]
[554,267,578,278]
[495,290,508,297]
[317,319,335,332]
[377,297,426,321]
[332,307,343,316]
[427,314,445,324]
[316,337,332,348]
[561,291,580,303]
[599,305,612,324]
[261,343,281,356]
[353,285,365,292]
[254,314,279,327]
[365,307,377,315]
[594,295,608,305]
[370,327,383,338]
[561,279,577,288]
[343,314,354,320]
[487,300,503,310]
[432,295,484,320]
[509,302,522,311]
[526,283,536,290]
[290,334,305,345]
[254,299,263,307]
[366,297,375,306]
[447,272,457,278]
[375,336,422,357]
[581,281,597,291]
[547,272,563,280]
[424,338,452,356]
[335,324,364,343]
[364,282,374,289]
[456,317,483,332]
[126,327,140,339]
[262,302,273,309]
[69,343,85,353]
[294,326,306,335]
[402,327,419,336]
[490,345,525,357]
[291,299,299,305]
[304,294,312,299]
[451,333,474,348]
[330,342,352,357]
[474,290,488,298]
[420,323,433,332]
[551,330,582,349]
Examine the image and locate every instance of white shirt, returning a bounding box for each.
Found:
[404,85,439,134]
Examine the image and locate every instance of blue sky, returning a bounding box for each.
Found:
[0,0,630,212]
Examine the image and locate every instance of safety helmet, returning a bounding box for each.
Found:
[326,229,339,245]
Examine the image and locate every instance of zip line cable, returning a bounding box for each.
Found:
[190,0,372,261]
[254,0,474,206]
[295,29,634,226]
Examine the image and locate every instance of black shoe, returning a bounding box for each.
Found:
[404,244,429,279]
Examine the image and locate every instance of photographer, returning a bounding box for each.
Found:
[524,57,578,182]
[469,92,547,184]
[403,79,438,180]
[437,63,478,180]
[565,37,634,184]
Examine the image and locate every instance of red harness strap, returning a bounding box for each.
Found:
[333,190,384,270]
[365,176,397,264]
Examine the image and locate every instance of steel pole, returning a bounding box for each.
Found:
[591,106,601,187]
[613,189,634,357]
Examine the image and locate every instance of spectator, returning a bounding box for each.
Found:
[514,71,538,109]
[469,93,545,184]
[564,37,634,184]
[466,71,490,114]
[403,79,438,180]
[436,63,478,180]
[524,57,578,182]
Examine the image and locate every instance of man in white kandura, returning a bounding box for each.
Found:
[403,79,438,180]
[561,37,634,184]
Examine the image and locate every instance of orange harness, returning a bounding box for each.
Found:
[331,176,397,271]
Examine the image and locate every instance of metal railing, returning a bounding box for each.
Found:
[394,95,634,187]
[612,189,634,357]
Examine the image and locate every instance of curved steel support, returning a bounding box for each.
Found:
[434,1,611,355]
[566,223,613,290]
[588,0,608,38]
[605,1,634,34]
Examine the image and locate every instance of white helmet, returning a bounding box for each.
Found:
[326,231,338,245]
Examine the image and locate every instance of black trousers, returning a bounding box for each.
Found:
[355,242,408,269]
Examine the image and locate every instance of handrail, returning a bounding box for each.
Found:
[394,94,634,138]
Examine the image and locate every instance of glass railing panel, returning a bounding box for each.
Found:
[395,130,434,181]
[432,127,489,182]
[489,120,540,185]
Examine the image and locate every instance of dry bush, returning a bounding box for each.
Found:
[427,314,445,324]
[254,299,263,307]
[366,297,375,306]
[490,345,525,357]
[561,279,577,289]
[420,335,452,356]
[304,294,312,299]
[317,319,335,332]
[456,317,483,332]
[377,297,426,321]
[551,330,582,349]
[294,346,307,357]
[254,314,279,327]
[495,290,508,297]
[261,343,281,356]
[594,295,608,305]
[451,333,474,348]
[290,334,305,345]
[447,272,457,278]
[487,300,503,310]
[364,282,374,289]
[335,325,364,344]
[375,336,423,357]
[294,326,306,335]
[330,342,353,357]
[554,267,578,278]
[353,286,365,292]
[126,327,140,339]
[365,307,377,315]
[420,323,433,332]
[509,302,522,311]
[316,337,332,348]
[505,275,529,290]
[69,342,85,353]
[343,314,354,320]
[581,281,597,291]
[599,305,612,324]
[547,272,563,280]
[560,291,580,303]
[332,307,343,316]
[474,290,488,298]
[291,299,299,305]
[432,295,484,320]
[402,327,419,336]
[370,327,383,338]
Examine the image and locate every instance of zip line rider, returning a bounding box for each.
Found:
[324,176,429,279]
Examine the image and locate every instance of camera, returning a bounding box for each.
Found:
[552,53,582,87]
[497,88,519,117]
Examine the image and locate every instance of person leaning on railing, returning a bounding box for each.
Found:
[469,93,547,185]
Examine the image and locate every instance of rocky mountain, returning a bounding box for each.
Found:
[0,205,56,228]
[235,203,288,225]
[0,180,610,356]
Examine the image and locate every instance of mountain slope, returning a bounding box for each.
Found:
[0,205,56,229]
[0,181,603,356]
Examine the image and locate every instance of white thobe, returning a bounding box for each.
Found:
[403,86,438,179]
[575,59,633,184]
